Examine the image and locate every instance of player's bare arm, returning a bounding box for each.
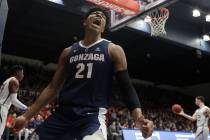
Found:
[13,48,70,132]
[178,109,196,122]
[23,47,70,120]
[108,43,153,138]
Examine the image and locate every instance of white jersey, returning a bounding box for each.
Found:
[0,77,17,109]
[195,106,209,127]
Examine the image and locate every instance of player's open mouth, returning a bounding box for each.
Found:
[92,19,101,26]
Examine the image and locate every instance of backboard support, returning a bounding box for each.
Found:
[109,0,178,32]
[0,0,8,66]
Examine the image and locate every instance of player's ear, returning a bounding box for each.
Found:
[101,27,105,33]
[101,22,106,33]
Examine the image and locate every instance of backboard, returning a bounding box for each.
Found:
[0,0,8,66]
[109,0,178,31]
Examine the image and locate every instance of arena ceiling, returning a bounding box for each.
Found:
[2,0,210,87]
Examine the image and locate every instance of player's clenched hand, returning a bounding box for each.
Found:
[136,117,154,139]
[12,115,28,132]
[178,109,184,115]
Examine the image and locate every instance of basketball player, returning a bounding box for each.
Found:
[0,65,28,139]
[13,7,154,140]
[176,96,210,140]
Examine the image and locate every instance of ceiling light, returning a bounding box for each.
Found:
[203,35,210,41]
[206,14,210,22]
[47,0,64,5]
[192,9,200,17]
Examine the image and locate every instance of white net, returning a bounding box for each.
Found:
[146,8,169,36]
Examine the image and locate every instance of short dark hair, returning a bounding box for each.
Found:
[196,96,205,103]
[84,7,109,28]
[11,65,23,75]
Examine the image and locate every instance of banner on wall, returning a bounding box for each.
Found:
[122,129,210,140]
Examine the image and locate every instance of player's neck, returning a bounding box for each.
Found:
[83,31,101,46]
[199,103,205,108]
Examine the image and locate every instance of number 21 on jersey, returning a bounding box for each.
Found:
[75,63,93,79]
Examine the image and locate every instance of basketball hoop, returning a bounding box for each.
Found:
[145,8,169,36]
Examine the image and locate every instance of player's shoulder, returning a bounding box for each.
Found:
[63,46,71,53]
[194,109,199,114]
[203,106,209,110]
[10,77,18,83]
[108,42,122,49]
[58,45,75,64]
[108,42,125,62]
[108,42,124,55]
[60,47,71,58]
[63,43,79,54]
[9,77,19,86]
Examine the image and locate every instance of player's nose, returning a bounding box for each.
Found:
[95,13,103,19]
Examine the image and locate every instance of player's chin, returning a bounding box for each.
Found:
[142,129,152,138]
[89,26,102,33]
[142,133,152,139]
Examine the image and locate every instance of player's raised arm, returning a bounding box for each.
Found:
[109,43,153,138]
[178,109,197,122]
[172,104,196,122]
[13,47,70,131]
